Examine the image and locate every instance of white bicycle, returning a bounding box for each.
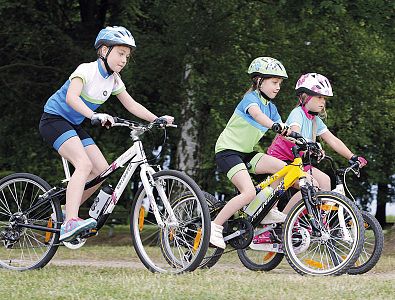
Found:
[0,117,210,273]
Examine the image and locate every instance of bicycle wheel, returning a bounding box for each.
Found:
[130,170,210,273]
[0,173,61,270]
[237,228,284,271]
[283,191,364,276]
[347,211,383,275]
[199,191,224,269]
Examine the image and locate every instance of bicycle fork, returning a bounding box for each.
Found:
[300,178,321,235]
[140,165,179,228]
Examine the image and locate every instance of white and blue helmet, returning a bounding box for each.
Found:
[94,26,136,49]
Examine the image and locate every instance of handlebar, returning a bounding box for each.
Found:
[91,116,178,130]
[322,155,361,178]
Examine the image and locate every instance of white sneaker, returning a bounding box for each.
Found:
[209,221,226,249]
[261,208,286,224]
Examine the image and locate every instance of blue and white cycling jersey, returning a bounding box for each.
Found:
[44,60,125,125]
[286,106,328,142]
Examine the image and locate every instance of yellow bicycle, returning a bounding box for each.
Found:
[203,132,365,276]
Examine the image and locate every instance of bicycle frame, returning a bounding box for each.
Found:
[247,157,308,227]
[19,124,179,233]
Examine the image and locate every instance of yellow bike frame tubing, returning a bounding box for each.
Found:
[256,157,308,191]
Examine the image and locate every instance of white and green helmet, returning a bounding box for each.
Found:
[247,57,288,79]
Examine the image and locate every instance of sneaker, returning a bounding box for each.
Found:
[60,218,97,242]
[261,208,286,224]
[209,221,226,249]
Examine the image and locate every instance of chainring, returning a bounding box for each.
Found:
[224,218,254,249]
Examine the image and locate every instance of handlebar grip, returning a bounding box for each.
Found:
[113,117,122,123]
[348,160,360,169]
[91,118,101,126]
[289,131,303,139]
[271,123,282,133]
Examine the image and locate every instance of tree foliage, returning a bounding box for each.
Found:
[0,0,393,222]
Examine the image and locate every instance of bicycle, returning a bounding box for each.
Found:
[202,132,365,275]
[0,117,210,273]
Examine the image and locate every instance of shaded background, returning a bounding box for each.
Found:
[0,0,394,228]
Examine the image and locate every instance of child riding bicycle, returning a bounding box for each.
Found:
[210,57,291,249]
[267,73,367,198]
[39,26,174,242]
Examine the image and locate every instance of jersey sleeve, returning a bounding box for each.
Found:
[316,117,328,136]
[112,74,126,95]
[69,63,91,85]
[239,93,260,114]
[286,108,304,129]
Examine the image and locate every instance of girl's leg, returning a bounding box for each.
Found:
[213,170,256,226]
[254,154,286,175]
[80,144,109,204]
[58,137,93,222]
[254,154,288,223]
[310,167,331,190]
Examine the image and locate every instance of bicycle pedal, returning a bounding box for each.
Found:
[79,228,98,239]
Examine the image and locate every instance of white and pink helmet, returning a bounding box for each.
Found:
[295,73,333,97]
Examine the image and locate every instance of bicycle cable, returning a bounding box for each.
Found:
[126,126,168,165]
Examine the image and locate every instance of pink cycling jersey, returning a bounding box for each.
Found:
[267,135,312,171]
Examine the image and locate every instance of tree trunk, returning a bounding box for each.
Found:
[375,182,388,227]
[176,64,199,176]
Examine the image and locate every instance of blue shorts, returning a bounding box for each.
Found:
[39,113,95,151]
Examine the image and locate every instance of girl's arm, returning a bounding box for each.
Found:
[320,130,354,159]
[66,77,95,118]
[116,90,158,122]
[248,106,276,128]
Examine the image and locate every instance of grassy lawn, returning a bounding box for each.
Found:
[0,230,394,300]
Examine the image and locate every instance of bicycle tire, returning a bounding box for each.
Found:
[130,170,210,273]
[0,173,61,270]
[237,241,284,271]
[347,211,383,275]
[282,191,364,276]
[199,191,224,269]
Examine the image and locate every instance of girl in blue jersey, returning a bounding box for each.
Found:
[210,57,290,249]
[268,73,367,193]
[39,26,174,242]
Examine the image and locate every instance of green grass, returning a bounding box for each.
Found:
[387,215,395,223]
[0,240,394,300]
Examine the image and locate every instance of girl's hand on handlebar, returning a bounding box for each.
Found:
[349,155,367,168]
[271,122,290,136]
[91,113,115,128]
[154,115,175,127]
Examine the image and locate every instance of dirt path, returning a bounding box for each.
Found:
[48,258,395,278]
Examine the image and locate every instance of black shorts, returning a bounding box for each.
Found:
[39,113,95,151]
[215,150,264,180]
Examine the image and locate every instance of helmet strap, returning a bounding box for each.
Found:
[298,95,317,120]
[256,77,272,103]
[98,45,114,75]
